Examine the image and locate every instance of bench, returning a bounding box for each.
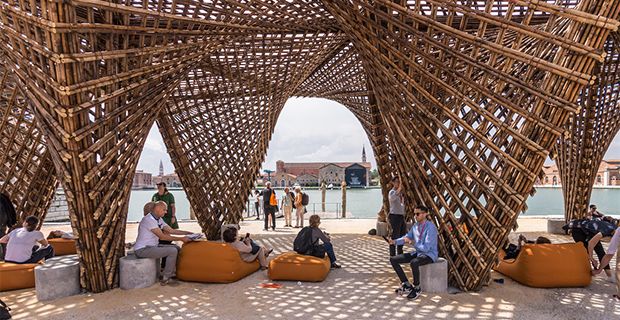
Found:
[547,219,566,234]
[0,261,37,291]
[268,252,331,282]
[48,238,77,256]
[119,253,159,290]
[35,255,80,300]
[419,258,448,293]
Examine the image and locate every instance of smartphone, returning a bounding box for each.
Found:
[245,233,250,239]
[382,236,391,243]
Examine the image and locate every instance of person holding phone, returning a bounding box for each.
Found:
[388,176,406,256]
[387,206,438,300]
[223,227,273,270]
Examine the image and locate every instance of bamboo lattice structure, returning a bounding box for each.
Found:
[0,58,58,228]
[556,33,620,222]
[1,0,619,292]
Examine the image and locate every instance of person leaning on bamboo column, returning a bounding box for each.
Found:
[294,186,304,228]
[388,176,407,257]
[281,187,294,227]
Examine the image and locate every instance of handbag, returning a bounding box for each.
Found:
[269,191,277,206]
[0,299,11,320]
[311,244,326,258]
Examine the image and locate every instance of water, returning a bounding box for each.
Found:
[127,187,620,222]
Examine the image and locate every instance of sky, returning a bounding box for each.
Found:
[136,97,620,174]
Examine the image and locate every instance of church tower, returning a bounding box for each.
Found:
[159,160,164,177]
[362,146,367,163]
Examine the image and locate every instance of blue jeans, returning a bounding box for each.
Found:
[324,242,337,264]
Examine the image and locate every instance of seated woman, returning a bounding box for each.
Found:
[503,234,551,260]
[307,215,341,269]
[47,230,76,240]
[0,215,54,263]
[223,227,272,270]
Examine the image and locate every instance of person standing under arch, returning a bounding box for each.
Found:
[262,182,276,231]
[388,176,406,256]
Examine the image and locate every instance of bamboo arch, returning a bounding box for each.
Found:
[0,0,619,292]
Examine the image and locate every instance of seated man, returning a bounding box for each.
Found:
[134,201,193,285]
[388,206,438,300]
[1,215,54,264]
[503,235,551,260]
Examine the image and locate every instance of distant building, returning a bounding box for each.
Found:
[133,170,153,189]
[537,159,620,186]
[272,147,372,187]
[152,173,182,187]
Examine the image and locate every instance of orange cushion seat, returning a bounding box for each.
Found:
[494,242,591,288]
[48,238,77,256]
[176,240,259,283]
[0,262,37,291]
[268,252,330,282]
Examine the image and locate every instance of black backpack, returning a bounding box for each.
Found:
[293,227,314,254]
[301,192,309,206]
[290,192,296,209]
[0,299,11,320]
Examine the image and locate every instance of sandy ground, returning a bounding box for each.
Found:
[2,220,618,320]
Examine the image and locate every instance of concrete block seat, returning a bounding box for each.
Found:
[376,222,388,237]
[120,253,158,290]
[419,258,448,293]
[268,252,330,282]
[177,240,259,283]
[494,243,591,288]
[0,261,37,291]
[48,238,77,256]
[35,255,80,301]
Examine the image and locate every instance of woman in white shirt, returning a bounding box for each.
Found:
[0,215,54,263]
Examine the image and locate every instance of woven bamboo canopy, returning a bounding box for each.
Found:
[1,0,619,293]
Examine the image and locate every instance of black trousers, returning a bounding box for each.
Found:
[254,202,260,219]
[388,214,407,256]
[390,252,433,286]
[264,206,276,230]
[7,245,55,264]
[572,228,610,270]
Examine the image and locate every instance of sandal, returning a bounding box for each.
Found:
[613,294,620,301]
[265,248,274,258]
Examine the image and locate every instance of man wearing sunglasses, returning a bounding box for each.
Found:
[387,206,438,300]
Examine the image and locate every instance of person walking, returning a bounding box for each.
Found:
[253,190,261,220]
[294,186,305,228]
[387,206,438,300]
[281,187,294,227]
[388,176,407,256]
[262,182,276,231]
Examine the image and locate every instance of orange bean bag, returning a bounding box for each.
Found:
[0,262,37,291]
[268,252,330,282]
[176,240,259,283]
[48,238,77,256]
[494,242,591,288]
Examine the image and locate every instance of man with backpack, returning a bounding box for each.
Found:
[293,214,341,269]
[261,182,277,231]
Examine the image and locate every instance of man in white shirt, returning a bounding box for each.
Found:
[591,226,620,299]
[134,201,193,285]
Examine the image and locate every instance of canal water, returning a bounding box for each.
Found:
[126,187,619,222]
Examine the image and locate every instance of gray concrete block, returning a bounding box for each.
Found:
[419,258,448,293]
[35,255,80,301]
[547,219,566,234]
[376,221,388,237]
[120,253,158,290]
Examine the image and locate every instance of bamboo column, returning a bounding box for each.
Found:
[341,181,347,218]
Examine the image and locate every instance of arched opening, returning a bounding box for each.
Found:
[261,97,381,218]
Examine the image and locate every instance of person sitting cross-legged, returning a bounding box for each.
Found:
[0,215,54,264]
[134,201,193,286]
[387,206,438,300]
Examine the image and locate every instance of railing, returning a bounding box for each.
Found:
[245,201,345,219]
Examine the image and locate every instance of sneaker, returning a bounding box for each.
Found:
[395,283,413,295]
[330,262,342,269]
[407,287,421,300]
